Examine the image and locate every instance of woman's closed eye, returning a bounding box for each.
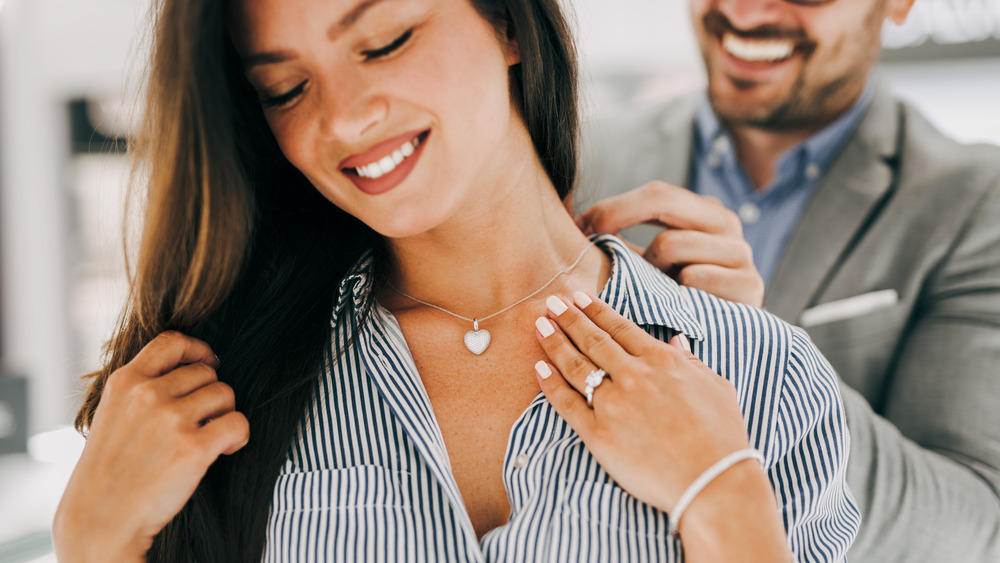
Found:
[361,28,413,61]
[260,81,307,109]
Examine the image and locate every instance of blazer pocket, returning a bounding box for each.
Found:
[800,289,899,328]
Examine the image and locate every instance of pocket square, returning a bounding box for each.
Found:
[800,289,899,328]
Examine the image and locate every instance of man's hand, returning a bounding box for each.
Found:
[576,181,764,308]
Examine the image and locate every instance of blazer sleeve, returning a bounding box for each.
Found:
[844,177,1000,562]
[768,327,861,562]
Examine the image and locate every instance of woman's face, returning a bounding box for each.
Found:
[231,0,520,238]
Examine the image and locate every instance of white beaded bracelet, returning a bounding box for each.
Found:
[667,448,766,539]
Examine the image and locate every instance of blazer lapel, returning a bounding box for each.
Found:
[654,94,699,188]
[764,82,900,322]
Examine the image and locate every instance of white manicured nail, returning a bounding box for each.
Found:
[546,295,568,316]
[536,317,555,338]
[573,291,592,309]
[535,361,552,379]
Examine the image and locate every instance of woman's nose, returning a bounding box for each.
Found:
[316,75,389,143]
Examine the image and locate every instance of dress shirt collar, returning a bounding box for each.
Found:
[331,234,705,342]
[695,79,876,195]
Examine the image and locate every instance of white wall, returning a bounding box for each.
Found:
[0,0,150,433]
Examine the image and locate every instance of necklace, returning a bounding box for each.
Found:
[387,241,596,355]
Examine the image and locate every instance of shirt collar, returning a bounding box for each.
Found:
[330,234,705,342]
[695,79,876,188]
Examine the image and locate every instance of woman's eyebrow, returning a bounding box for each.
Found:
[243,0,392,68]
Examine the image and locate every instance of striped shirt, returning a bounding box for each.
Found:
[263,234,860,562]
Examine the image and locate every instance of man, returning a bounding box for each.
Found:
[576,0,1000,561]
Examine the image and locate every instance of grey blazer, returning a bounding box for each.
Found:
[577,83,1000,562]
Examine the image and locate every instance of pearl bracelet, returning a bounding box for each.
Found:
[667,448,766,539]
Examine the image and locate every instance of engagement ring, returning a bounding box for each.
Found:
[584,368,608,407]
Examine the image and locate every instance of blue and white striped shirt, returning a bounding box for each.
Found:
[263,234,860,562]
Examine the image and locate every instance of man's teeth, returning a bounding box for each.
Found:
[354,136,421,179]
[722,33,795,63]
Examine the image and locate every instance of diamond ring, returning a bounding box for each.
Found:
[584,368,608,407]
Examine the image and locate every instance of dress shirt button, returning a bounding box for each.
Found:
[706,153,722,169]
[738,202,761,225]
[805,163,821,180]
[712,136,731,155]
[513,453,529,468]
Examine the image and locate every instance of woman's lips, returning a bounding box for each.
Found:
[340,129,430,196]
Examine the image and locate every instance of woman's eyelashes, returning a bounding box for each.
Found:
[361,28,413,61]
[258,28,415,110]
[260,81,307,109]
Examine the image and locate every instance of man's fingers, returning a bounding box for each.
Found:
[202,410,250,456]
[645,230,753,271]
[577,181,742,236]
[676,264,765,308]
[131,331,219,377]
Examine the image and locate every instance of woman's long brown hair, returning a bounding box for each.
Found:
[75,0,577,560]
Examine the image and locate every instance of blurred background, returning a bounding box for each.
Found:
[0,0,997,560]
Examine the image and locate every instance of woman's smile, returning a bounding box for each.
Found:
[339,129,431,195]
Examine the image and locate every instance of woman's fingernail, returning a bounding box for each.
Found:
[573,291,592,309]
[546,295,568,316]
[536,317,555,338]
[534,361,552,379]
[670,334,691,352]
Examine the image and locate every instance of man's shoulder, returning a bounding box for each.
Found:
[883,97,1000,197]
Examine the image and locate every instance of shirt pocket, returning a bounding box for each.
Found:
[264,466,414,563]
[547,479,678,562]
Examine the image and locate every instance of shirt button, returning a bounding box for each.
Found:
[513,453,529,468]
[805,163,821,180]
[713,136,731,155]
[739,202,761,225]
[706,153,722,169]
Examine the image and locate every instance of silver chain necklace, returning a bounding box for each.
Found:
[386,242,596,355]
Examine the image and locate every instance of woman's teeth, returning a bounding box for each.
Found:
[722,33,795,63]
[353,136,421,179]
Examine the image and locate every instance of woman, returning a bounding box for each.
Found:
[54,0,859,561]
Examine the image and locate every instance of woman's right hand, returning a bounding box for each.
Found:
[53,331,250,562]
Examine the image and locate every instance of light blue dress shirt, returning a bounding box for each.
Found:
[691,84,875,286]
[263,234,860,562]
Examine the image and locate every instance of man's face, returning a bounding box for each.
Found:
[691,0,908,131]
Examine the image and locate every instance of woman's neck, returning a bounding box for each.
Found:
[381,129,603,319]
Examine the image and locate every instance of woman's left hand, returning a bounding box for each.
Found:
[532,291,755,515]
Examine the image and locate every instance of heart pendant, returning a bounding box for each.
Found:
[464,329,491,355]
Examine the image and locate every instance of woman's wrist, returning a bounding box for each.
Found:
[674,460,791,561]
[53,494,151,563]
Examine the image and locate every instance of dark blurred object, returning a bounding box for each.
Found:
[68,98,129,155]
[0,374,28,454]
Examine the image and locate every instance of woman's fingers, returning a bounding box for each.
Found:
[535,315,602,394]
[177,381,238,425]
[130,331,219,377]
[566,292,659,356]
[202,410,250,456]
[533,361,596,437]
[543,295,633,372]
[155,362,220,397]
